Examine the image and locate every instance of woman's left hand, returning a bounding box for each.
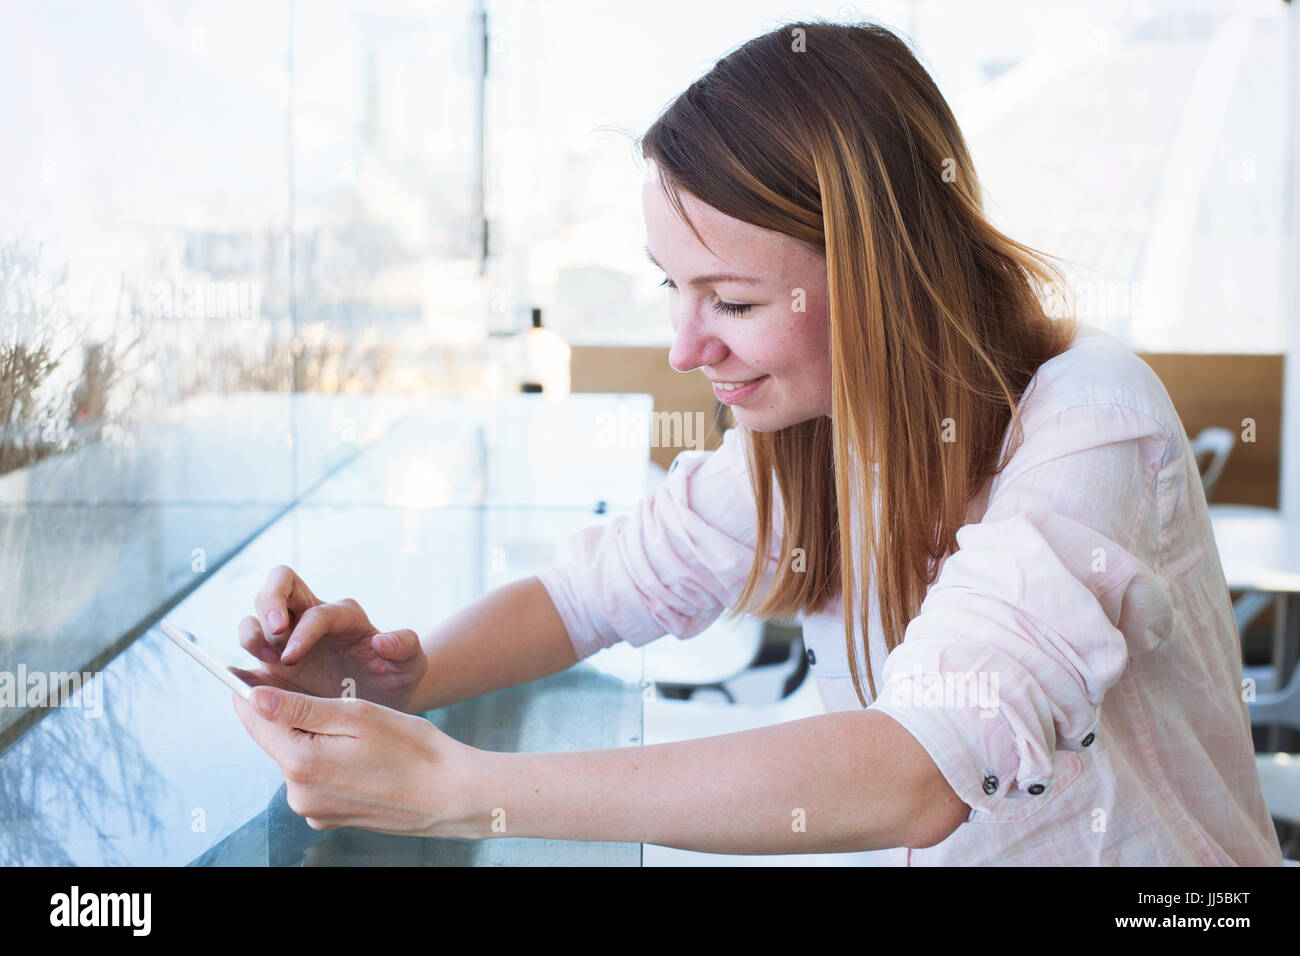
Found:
[232,686,482,838]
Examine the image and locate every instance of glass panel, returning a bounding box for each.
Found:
[937,0,1289,352]
[491,0,1290,353]
[0,0,294,742]
[292,0,489,385]
[0,0,486,742]
[0,0,517,867]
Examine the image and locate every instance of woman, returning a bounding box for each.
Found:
[230,20,1284,865]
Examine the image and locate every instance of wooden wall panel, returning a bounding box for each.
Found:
[572,346,1285,505]
[1138,353,1283,508]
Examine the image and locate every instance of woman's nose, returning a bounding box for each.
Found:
[668,313,728,373]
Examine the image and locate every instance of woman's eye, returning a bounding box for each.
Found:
[659,277,751,316]
[713,300,753,316]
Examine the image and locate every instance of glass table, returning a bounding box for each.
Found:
[0,392,653,865]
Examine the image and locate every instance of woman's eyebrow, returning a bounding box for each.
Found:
[645,245,764,285]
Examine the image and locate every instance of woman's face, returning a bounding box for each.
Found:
[642,163,832,432]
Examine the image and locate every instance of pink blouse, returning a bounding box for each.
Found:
[536,323,1284,865]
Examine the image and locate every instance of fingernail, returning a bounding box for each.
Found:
[282,642,298,661]
[254,688,281,718]
[269,611,285,633]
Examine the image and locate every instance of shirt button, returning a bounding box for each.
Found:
[806,648,816,666]
[1081,732,1095,747]
[982,775,999,795]
[1027,783,1046,795]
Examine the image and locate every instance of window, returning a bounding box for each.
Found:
[490,0,1290,353]
[0,0,482,742]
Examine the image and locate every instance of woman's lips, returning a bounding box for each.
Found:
[711,375,769,405]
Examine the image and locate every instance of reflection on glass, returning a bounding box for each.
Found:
[1,0,483,740]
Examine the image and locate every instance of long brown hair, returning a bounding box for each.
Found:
[637,20,1080,706]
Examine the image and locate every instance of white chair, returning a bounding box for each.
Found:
[585,460,766,694]
[1209,503,1296,686]
[584,613,768,699]
[1248,654,1300,734]
[1256,754,1300,826]
[1240,608,1300,855]
[645,614,766,699]
[1190,427,1235,501]
[641,675,895,866]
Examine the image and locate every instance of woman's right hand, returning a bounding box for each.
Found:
[231,565,429,713]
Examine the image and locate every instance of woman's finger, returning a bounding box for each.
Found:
[254,565,322,644]
[231,690,306,759]
[227,666,304,694]
[279,600,366,665]
[249,685,363,735]
[237,615,280,664]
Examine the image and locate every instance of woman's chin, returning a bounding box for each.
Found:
[731,406,821,433]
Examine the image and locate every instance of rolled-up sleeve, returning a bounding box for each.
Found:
[536,428,769,661]
[867,401,1178,820]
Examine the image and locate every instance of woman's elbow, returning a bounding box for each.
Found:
[905,768,971,849]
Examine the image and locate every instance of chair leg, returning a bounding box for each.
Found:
[1234,589,1274,637]
[1270,595,1300,752]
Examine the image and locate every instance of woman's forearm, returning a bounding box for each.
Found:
[458,709,970,854]
[405,576,579,714]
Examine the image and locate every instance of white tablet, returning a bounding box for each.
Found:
[159,619,254,701]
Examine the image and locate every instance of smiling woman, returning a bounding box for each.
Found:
[534,17,1279,864]
[636,23,1081,706]
[227,17,1283,868]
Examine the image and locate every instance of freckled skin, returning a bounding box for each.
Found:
[642,162,833,432]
